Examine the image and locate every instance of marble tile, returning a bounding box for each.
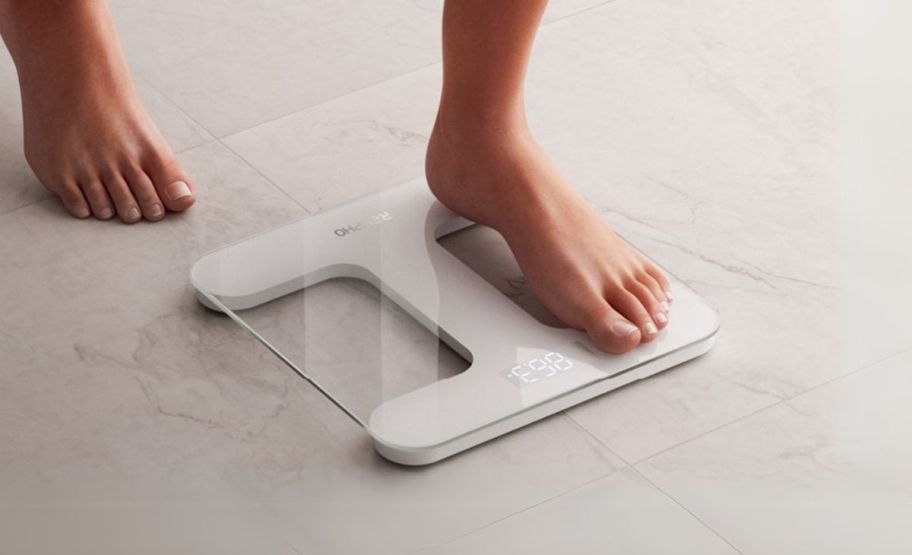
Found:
[109,0,612,139]
[0,504,298,555]
[419,468,738,555]
[1,292,624,554]
[135,77,215,153]
[836,0,912,369]
[0,140,305,353]
[260,412,621,554]
[0,55,212,216]
[409,0,615,22]
[223,66,437,212]
[0,335,296,555]
[108,0,444,138]
[639,349,912,554]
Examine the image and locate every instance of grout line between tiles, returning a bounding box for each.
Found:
[558,349,912,553]
[544,0,623,26]
[283,538,305,555]
[216,58,443,142]
[135,74,218,143]
[0,200,44,218]
[411,408,628,553]
[211,0,624,143]
[217,137,313,214]
[410,467,620,554]
[632,466,746,554]
[211,0,626,213]
[135,76,311,214]
[621,348,911,550]
[210,0,626,213]
[630,346,912,467]
[564,412,745,554]
[562,409,629,465]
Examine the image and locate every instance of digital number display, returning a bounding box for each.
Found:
[500,352,574,388]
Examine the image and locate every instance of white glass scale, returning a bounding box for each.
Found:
[191,178,719,465]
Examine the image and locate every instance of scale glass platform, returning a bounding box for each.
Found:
[191,178,719,465]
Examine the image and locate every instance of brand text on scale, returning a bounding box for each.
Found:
[333,211,394,237]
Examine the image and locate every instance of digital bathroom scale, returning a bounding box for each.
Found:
[191,178,719,465]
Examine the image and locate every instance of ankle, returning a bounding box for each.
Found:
[433,97,528,141]
[426,117,558,234]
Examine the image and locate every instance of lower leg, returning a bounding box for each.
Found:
[0,0,194,223]
[427,0,672,353]
[435,0,544,130]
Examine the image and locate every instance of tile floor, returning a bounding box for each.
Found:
[1,0,910,553]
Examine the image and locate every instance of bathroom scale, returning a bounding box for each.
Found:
[191,178,719,465]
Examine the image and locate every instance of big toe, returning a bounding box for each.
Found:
[585,305,642,354]
[148,155,195,212]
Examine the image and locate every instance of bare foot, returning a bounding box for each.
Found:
[0,0,195,223]
[426,115,672,354]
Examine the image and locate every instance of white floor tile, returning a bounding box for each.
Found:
[419,468,738,555]
[109,0,444,138]
[639,349,912,555]
[223,67,437,212]
[110,0,610,138]
[1,321,623,554]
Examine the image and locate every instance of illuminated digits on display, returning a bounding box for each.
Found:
[501,352,576,388]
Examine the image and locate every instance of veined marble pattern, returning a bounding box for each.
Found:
[639,350,912,555]
[108,0,611,138]
[419,468,740,555]
[2,0,911,553]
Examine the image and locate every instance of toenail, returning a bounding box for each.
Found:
[644,322,658,335]
[665,290,674,302]
[656,312,668,325]
[127,207,141,221]
[660,301,670,312]
[149,203,163,218]
[610,321,639,338]
[99,207,113,219]
[166,181,192,201]
[74,205,91,218]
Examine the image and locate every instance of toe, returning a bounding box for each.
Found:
[143,151,195,213]
[102,171,143,224]
[583,303,642,354]
[56,179,91,219]
[122,166,165,222]
[629,275,669,329]
[639,270,668,305]
[609,286,660,342]
[643,260,673,302]
[78,176,115,220]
